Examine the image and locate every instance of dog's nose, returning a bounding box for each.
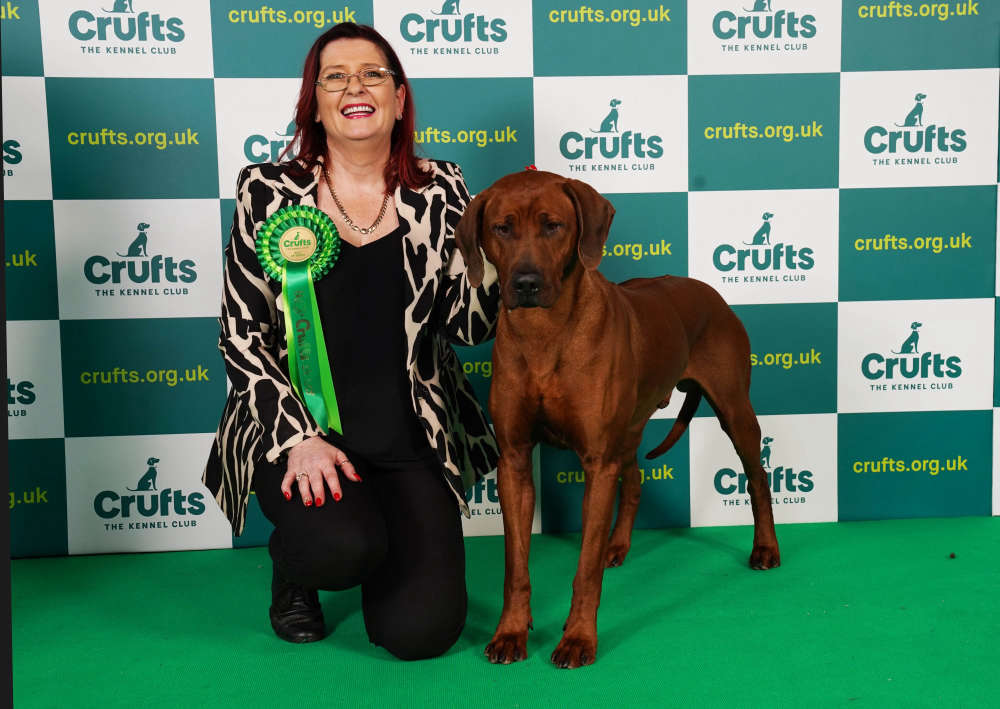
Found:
[512,272,543,298]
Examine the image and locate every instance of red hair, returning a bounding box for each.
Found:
[281,23,431,191]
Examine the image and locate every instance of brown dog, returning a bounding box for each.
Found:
[455,169,780,669]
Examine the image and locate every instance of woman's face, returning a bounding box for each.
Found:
[315,38,405,151]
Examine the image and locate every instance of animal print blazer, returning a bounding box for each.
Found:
[202,158,500,535]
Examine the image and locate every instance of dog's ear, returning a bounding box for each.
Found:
[455,189,490,288]
[563,179,615,270]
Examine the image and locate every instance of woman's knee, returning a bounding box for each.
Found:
[368,594,468,660]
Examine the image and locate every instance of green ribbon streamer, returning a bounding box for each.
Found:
[282,262,342,435]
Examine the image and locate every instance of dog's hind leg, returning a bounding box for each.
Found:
[709,393,780,569]
[606,454,641,568]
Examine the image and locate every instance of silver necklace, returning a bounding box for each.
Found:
[324,169,390,242]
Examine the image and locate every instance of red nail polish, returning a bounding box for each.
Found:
[305,499,312,507]
[334,492,342,502]
[284,491,291,501]
[316,497,323,507]
[355,474,363,482]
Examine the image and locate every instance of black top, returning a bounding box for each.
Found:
[313,222,434,464]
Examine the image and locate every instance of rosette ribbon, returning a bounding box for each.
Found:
[256,205,343,434]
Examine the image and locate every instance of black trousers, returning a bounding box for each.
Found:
[252,447,467,661]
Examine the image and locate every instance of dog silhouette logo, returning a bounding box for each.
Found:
[431,0,461,15]
[891,321,922,354]
[127,457,160,491]
[117,222,151,257]
[759,436,774,469]
[744,212,774,246]
[592,99,623,134]
[744,0,773,11]
[103,0,134,13]
[276,120,296,139]
[895,93,927,128]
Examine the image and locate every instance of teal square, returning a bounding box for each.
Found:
[841,1,1000,71]
[46,78,219,199]
[600,193,688,284]
[839,186,998,301]
[688,73,840,191]
[410,78,533,194]
[210,1,375,77]
[720,303,838,416]
[60,318,228,437]
[455,341,494,424]
[9,438,68,558]
[532,2,685,76]
[5,200,59,320]
[540,418,691,533]
[838,411,993,520]
[1,1,44,76]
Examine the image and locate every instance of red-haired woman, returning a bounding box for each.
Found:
[203,23,499,660]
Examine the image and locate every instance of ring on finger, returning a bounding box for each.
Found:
[295,473,305,482]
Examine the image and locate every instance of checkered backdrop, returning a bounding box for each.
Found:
[3,0,998,557]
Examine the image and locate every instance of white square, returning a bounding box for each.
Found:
[6,321,65,440]
[373,0,532,78]
[39,0,214,78]
[533,76,688,194]
[839,69,1000,189]
[689,413,838,527]
[688,0,842,76]
[838,299,995,413]
[214,78,302,198]
[1,77,53,200]
[66,433,233,554]
[688,189,838,304]
[54,200,223,319]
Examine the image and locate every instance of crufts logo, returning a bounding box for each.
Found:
[861,320,962,381]
[7,378,35,418]
[93,455,205,523]
[69,1,185,42]
[2,138,22,165]
[712,210,814,276]
[712,2,816,40]
[559,98,664,162]
[83,222,197,288]
[245,120,296,164]
[864,92,967,155]
[400,1,507,42]
[714,434,814,499]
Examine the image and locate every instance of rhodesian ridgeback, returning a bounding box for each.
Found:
[455,170,780,669]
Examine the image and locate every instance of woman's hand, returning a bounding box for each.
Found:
[281,437,361,506]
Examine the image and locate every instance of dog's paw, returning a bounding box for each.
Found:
[605,543,629,568]
[749,544,781,570]
[485,631,528,665]
[550,635,597,669]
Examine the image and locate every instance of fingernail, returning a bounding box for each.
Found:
[284,491,291,501]
[316,497,323,507]
[355,474,363,482]
[333,492,342,502]
[305,499,312,507]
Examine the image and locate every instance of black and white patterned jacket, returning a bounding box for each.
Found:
[202,158,500,535]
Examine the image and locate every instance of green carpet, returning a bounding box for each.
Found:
[12,516,999,708]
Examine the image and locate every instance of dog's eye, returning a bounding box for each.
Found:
[492,223,511,237]
[544,222,563,234]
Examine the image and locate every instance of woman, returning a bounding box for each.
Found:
[203,22,500,661]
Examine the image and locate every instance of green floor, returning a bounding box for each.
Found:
[12,516,1000,708]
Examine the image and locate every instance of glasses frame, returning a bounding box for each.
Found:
[314,67,397,93]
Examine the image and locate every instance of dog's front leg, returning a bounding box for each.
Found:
[486,444,536,664]
[552,460,620,668]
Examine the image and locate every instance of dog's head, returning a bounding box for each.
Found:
[146,457,160,466]
[455,170,614,310]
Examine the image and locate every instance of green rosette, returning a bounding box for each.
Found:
[256,205,343,435]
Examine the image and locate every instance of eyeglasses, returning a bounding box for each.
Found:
[315,67,396,93]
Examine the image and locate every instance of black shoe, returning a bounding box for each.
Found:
[269,566,326,643]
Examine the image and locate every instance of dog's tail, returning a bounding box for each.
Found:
[645,389,702,459]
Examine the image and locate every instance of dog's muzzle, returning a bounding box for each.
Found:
[511,271,544,308]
